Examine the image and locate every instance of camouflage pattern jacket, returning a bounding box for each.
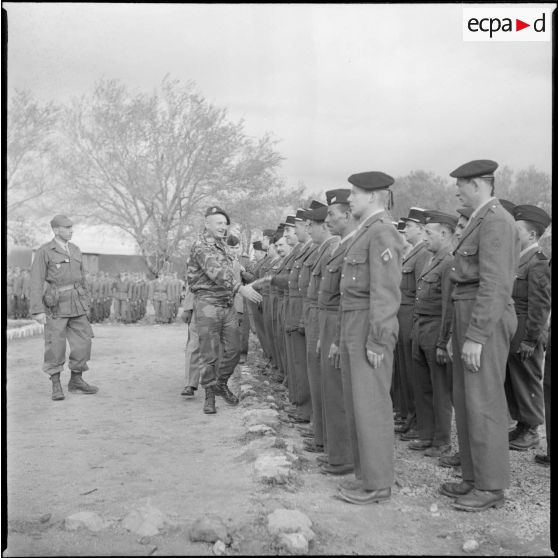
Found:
[187,231,241,307]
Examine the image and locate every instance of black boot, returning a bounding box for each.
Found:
[508,421,527,441]
[203,386,216,414]
[214,380,239,406]
[510,426,539,451]
[68,372,99,394]
[51,373,65,401]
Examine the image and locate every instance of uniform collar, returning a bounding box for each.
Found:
[519,242,540,259]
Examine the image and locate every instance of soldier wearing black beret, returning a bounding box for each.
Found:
[440,160,520,511]
[334,172,404,505]
[506,205,551,451]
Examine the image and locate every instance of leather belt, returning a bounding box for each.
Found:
[58,284,78,292]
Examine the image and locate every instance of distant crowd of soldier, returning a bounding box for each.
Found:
[6,266,31,319]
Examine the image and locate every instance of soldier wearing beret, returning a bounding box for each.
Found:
[30,215,98,400]
[318,189,357,475]
[396,208,431,440]
[335,171,404,505]
[440,160,519,512]
[505,205,551,451]
[187,206,262,414]
[410,211,456,457]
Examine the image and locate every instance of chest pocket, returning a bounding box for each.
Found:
[322,263,342,293]
[344,249,368,286]
[454,244,479,280]
[48,253,71,278]
[512,269,528,299]
[400,265,416,293]
[420,272,442,297]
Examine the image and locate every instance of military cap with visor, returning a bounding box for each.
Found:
[305,201,328,222]
[252,240,263,251]
[424,210,458,230]
[326,189,351,205]
[449,159,498,179]
[205,205,231,225]
[401,207,427,224]
[284,215,296,227]
[295,208,308,221]
[50,214,73,228]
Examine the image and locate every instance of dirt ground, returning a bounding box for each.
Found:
[4,320,553,556]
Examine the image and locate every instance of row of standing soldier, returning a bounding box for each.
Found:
[189,159,550,510]
[6,267,31,319]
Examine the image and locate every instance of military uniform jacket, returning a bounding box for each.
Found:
[400,241,430,306]
[414,247,454,350]
[450,198,519,345]
[287,240,315,298]
[30,239,90,317]
[187,231,241,307]
[318,232,355,311]
[510,244,551,351]
[271,243,302,292]
[339,210,404,354]
[307,236,340,307]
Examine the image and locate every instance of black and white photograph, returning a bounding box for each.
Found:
[3,3,552,555]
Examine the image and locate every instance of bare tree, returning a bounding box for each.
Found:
[7,90,60,213]
[55,76,289,275]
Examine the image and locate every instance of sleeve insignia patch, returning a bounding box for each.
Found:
[380,248,393,263]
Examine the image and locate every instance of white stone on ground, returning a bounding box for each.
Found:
[267,509,315,541]
[64,511,107,532]
[189,514,230,544]
[121,503,169,537]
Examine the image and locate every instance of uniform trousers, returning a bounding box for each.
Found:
[412,315,453,446]
[306,305,326,447]
[340,309,395,490]
[319,309,352,466]
[184,318,203,389]
[396,305,418,422]
[286,297,312,420]
[452,300,516,490]
[543,337,551,456]
[505,315,545,428]
[275,296,288,379]
[43,314,94,376]
[193,299,240,388]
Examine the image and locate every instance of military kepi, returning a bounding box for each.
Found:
[305,201,328,222]
[50,214,73,228]
[513,205,551,229]
[401,207,426,224]
[449,159,498,179]
[205,205,231,225]
[326,189,351,205]
[424,210,458,230]
[348,171,394,190]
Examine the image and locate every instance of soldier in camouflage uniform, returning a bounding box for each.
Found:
[187,206,262,414]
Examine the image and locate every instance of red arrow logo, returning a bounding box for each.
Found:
[516,19,530,31]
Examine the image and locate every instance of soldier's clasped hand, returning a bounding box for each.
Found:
[33,313,47,325]
[239,284,263,303]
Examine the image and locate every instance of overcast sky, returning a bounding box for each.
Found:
[5,3,553,251]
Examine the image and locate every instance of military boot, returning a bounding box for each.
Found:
[508,421,527,441]
[51,373,65,401]
[214,380,239,406]
[68,372,99,394]
[510,426,539,451]
[203,386,216,414]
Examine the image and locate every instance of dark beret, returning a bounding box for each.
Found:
[424,210,458,230]
[498,199,516,216]
[305,205,328,222]
[50,214,73,228]
[513,205,551,229]
[326,189,351,205]
[252,240,263,251]
[284,215,296,226]
[205,205,230,225]
[347,171,394,191]
[401,207,427,224]
[449,159,498,179]
[263,228,276,238]
[456,207,474,219]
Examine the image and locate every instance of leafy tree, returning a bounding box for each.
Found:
[55,76,290,275]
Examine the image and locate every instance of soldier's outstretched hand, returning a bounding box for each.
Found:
[239,284,263,303]
[366,349,384,369]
